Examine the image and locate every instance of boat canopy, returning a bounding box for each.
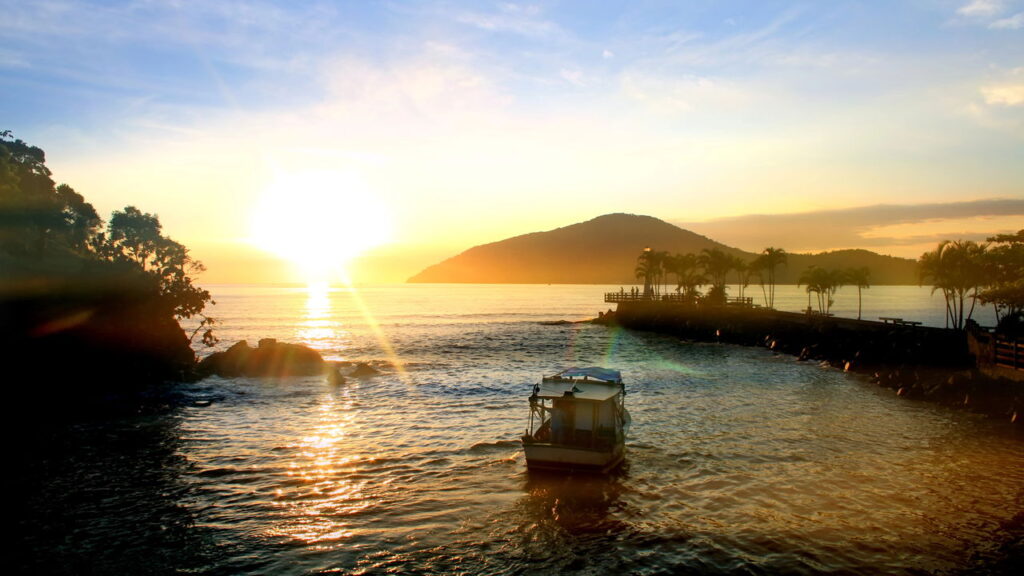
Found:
[547,367,622,383]
[536,379,621,402]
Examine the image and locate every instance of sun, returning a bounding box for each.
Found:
[249,170,393,282]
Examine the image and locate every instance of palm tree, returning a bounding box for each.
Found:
[748,256,768,307]
[799,266,844,315]
[798,266,820,312]
[699,248,735,304]
[733,257,754,301]
[845,267,871,320]
[635,248,655,298]
[919,240,987,330]
[759,247,788,309]
[669,252,706,303]
[653,250,671,296]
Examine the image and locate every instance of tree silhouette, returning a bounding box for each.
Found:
[699,248,734,305]
[754,247,787,309]
[1,131,215,345]
[977,230,1024,331]
[845,266,871,320]
[799,266,844,315]
[668,252,705,303]
[919,240,986,330]
[0,131,102,256]
[733,256,753,301]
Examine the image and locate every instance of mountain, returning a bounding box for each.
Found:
[779,249,918,285]
[408,213,741,284]
[406,213,919,284]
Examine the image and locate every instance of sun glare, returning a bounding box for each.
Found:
[249,171,393,282]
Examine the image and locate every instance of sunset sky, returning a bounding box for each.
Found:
[3,1,1022,283]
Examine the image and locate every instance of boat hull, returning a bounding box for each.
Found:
[522,441,625,473]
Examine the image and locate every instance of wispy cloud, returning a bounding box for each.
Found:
[957,0,1005,18]
[6,1,1023,279]
[619,72,751,114]
[678,199,1024,257]
[990,11,1024,28]
[982,83,1024,105]
[455,3,561,37]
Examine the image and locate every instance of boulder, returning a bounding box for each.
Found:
[326,366,347,386]
[197,339,325,377]
[350,362,380,377]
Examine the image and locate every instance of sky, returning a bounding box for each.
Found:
[2,0,1022,284]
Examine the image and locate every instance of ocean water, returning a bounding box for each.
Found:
[17,284,1021,575]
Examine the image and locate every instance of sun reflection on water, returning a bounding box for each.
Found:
[267,389,379,547]
[298,281,336,342]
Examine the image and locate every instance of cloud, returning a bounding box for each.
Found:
[982,84,1024,105]
[455,3,561,37]
[560,67,585,86]
[990,11,1024,28]
[619,72,750,114]
[957,0,1004,18]
[676,199,1024,257]
[979,68,1024,108]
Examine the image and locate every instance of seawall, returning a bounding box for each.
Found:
[612,302,969,368]
[605,302,1021,423]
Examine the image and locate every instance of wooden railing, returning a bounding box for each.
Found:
[995,336,1023,370]
[727,296,754,307]
[604,293,756,307]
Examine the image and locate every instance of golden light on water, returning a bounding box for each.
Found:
[270,391,377,546]
[248,170,393,283]
[298,281,337,344]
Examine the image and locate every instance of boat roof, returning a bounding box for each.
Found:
[546,366,622,383]
[536,367,623,402]
[536,379,622,402]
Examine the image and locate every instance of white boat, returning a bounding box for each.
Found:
[521,367,630,473]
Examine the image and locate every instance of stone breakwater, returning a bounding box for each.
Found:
[600,302,1022,424]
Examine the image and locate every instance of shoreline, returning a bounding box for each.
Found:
[596,302,1022,425]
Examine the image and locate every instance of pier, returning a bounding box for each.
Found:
[601,296,970,369]
[597,294,1022,422]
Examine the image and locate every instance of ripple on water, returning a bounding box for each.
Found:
[19,286,1024,575]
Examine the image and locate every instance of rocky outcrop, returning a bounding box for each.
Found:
[349,362,380,377]
[2,281,196,388]
[196,338,325,378]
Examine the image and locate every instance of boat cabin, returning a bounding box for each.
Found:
[524,367,627,454]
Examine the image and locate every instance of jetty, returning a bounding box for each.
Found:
[604,293,969,368]
[599,292,1023,421]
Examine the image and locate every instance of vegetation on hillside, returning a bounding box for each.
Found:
[1,132,213,331]
[1,131,214,393]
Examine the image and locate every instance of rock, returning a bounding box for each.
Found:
[327,366,346,386]
[197,339,324,377]
[350,362,380,377]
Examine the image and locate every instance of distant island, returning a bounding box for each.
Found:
[407,213,919,285]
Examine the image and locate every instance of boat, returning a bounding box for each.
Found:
[521,367,630,473]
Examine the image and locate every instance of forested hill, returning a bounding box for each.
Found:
[407,213,920,285]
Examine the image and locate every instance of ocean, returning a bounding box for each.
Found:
[17,284,1021,575]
